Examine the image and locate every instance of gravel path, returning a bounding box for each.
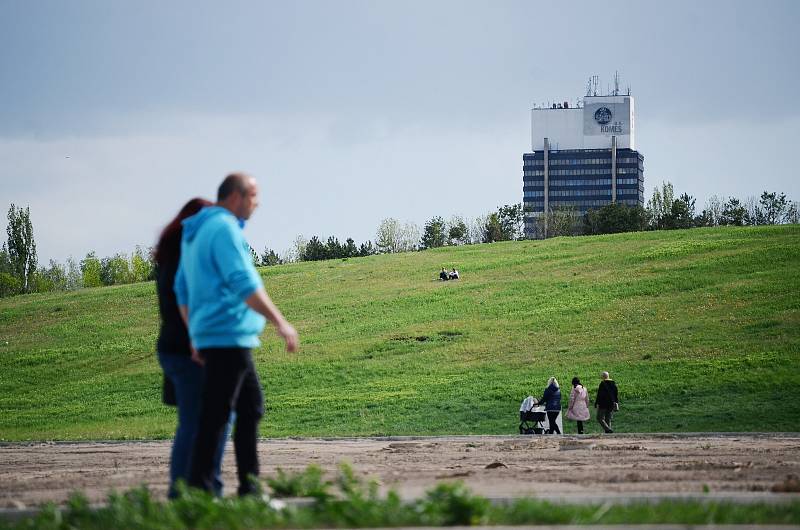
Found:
[1,433,798,508]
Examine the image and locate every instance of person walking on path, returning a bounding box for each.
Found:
[540,376,562,434]
[175,172,299,496]
[154,197,234,498]
[565,376,590,434]
[595,371,619,433]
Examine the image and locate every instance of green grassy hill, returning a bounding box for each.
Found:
[1,225,799,440]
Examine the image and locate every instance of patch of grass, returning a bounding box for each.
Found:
[2,466,798,529]
[266,465,332,500]
[1,225,799,439]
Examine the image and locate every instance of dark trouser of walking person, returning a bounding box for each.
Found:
[576,420,584,434]
[546,410,561,434]
[190,347,264,496]
[597,407,613,433]
[159,352,234,498]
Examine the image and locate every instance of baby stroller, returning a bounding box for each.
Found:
[519,396,546,435]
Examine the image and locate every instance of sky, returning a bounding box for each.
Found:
[1,0,799,264]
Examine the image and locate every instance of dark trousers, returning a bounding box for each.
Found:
[189,347,264,496]
[576,420,584,434]
[546,410,561,434]
[597,407,613,432]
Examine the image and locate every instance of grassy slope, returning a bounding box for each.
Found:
[0,225,798,440]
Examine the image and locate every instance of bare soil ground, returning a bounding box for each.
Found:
[1,434,798,508]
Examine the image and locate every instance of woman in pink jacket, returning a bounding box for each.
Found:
[566,376,591,434]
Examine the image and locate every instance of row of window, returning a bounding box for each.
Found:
[525,198,642,209]
[524,167,643,177]
[524,189,643,198]
[524,157,641,167]
[524,178,637,186]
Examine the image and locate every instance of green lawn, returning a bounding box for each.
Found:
[0,225,798,440]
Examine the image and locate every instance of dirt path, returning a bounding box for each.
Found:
[1,434,798,508]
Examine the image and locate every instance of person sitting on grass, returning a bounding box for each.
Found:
[439,268,449,281]
[449,268,460,280]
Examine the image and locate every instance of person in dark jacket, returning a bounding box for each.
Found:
[595,371,619,433]
[155,197,232,498]
[540,376,562,434]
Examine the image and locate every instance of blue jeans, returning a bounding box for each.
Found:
[159,352,234,498]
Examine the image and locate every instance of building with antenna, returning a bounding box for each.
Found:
[523,75,644,238]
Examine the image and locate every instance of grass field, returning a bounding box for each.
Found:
[0,225,798,441]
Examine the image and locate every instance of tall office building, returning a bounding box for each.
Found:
[523,88,644,238]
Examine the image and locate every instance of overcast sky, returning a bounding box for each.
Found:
[1,0,798,263]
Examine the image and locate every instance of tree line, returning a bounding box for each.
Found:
[0,204,155,297]
[263,205,526,265]
[2,186,797,297]
[531,184,799,238]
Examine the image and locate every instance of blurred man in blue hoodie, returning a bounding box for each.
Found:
[175,172,299,496]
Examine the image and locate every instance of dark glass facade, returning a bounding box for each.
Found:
[522,148,644,238]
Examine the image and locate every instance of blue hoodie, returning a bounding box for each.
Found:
[174,206,266,349]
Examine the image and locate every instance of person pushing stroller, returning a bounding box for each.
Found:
[540,377,562,434]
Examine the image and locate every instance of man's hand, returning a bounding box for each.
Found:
[245,288,299,353]
[190,344,205,366]
[277,321,299,353]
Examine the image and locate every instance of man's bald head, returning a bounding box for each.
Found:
[217,172,254,201]
[217,172,260,220]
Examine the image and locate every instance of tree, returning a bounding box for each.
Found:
[699,195,724,227]
[0,272,20,297]
[721,197,747,226]
[343,238,358,258]
[585,203,646,235]
[421,216,447,249]
[325,236,344,259]
[101,253,131,285]
[131,245,154,282]
[667,193,695,229]
[65,256,83,290]
[376,218,418,253]
[646,181,674,230]
[81,252,103,288]
[469,214,488,244]
[743,196,764,226]
[498,204,524,240]
[482,213,504,243]
[284,235,307,263]
[446,215,469,245]
[31,260,67,293]
[759,191,789,225]
[786,202,800,225]
[300,236,326,261]
[247,246,260,267]
[0,244,10,274]
[5,204,37,293]
[358,241,376,256]
[398,221,420,252]
[376,218,401,253]
[548,206,580,237]
[261,247,283,266]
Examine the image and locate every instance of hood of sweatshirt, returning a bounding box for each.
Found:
[181,206,230,243]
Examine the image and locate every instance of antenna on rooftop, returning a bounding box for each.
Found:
[626,85,631,96]
[613,71,620,96]
[586,77,592,97]
[592,75,599,96]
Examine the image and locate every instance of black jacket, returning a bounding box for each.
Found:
[155,261,191,356]
[541,383,562,411]
[595,379,619,409]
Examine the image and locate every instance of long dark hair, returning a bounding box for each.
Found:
[154,198,212,266]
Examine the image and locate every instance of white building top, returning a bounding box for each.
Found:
[531,95,635,151]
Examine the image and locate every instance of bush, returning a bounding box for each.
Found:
[0,271,20,297]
